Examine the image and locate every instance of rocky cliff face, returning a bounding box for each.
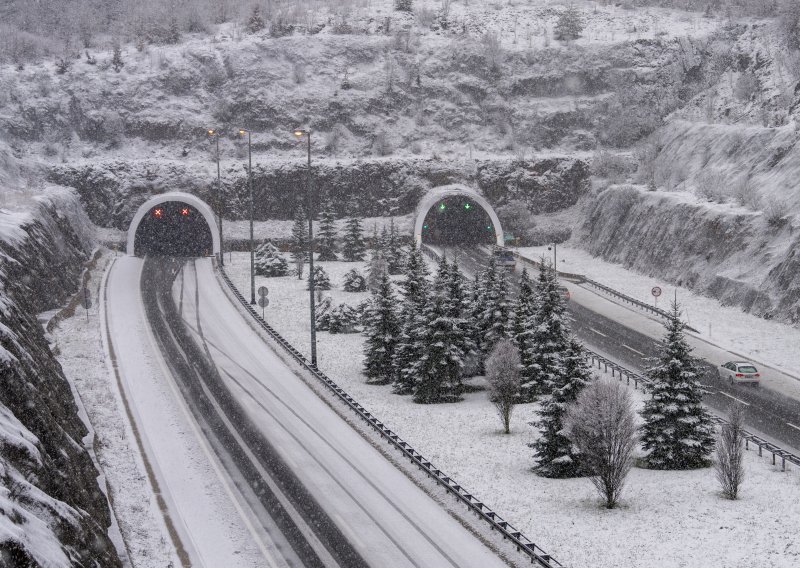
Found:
[577,185,800,325]
[49,156,589,230]
[0,189,121,567]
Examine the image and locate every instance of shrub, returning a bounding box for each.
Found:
[564,380,638,509]
[329,303,361,333]
[254,242,288,276]
[373,131,394,156]
[486,339,521,434]
[343,269,367,292]
[714,402,746,500]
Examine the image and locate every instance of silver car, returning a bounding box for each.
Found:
[718,361,761,386]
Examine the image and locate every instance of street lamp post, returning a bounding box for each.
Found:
[548,242,557,272]
[293,128,317,368]
[239,129,256,304]
[208,128,224,266]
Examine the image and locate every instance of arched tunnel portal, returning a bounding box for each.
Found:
[127,192,219,257]
[414,186,504,248]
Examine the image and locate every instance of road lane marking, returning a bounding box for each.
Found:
[787,423,800,433]
[622,344,645,357]
[589,327,607,338]
[719,391,751,406]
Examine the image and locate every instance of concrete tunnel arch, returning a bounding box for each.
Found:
[414,184,504,247]
[126,191,220,256]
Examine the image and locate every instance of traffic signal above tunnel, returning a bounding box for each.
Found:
[134,201,213,257]
[421,196,495,246]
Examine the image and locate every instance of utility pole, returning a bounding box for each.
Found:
[294,128,317,368]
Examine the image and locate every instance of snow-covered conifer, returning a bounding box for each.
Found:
[254,242,288,277]
[554,4,583,41]
[363,272,401,385]
[328,303,361,334]
[307,266,331,290]
[411,292,464,403]
[342,268,367,292]
[532,337,592,478]
[513,267,537,364]
[519,260,570,401]
[317,204,338,261]
[366,250,389,293]
[342,216,366,261]
[247,5,266,33]
[393,242,430,394]
[386,218,404,275]
[641,301,715,470]
[290,207,309,276]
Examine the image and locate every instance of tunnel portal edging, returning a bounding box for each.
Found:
[126,192,220,256]
[414,185,504,247]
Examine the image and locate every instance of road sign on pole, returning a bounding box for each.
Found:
[258,286,269,298]
[651,286,662,309]
[257,295,269,318]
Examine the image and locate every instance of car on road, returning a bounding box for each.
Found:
[718,361,761,386]
[558,285,570,301]
[492,247,516,269]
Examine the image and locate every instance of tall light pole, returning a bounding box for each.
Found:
[239,129,256,304]
[293,128,317,368]
[548,242,557,273]
[208,128,224,266]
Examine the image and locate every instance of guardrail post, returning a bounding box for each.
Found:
[759,445,762,457]
[782,457,786,471]
[745,439,749,450]
[772,452,776,466]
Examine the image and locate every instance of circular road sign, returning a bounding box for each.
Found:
[258,286,269,298]
[258,296,270,308]
[651,286,662,298]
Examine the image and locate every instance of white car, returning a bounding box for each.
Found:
[718,361,761,386]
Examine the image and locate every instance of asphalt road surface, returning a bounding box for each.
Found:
[439,245,800,454]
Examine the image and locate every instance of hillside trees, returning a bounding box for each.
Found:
[317,203,339,261]
[555,5,584,41]
[342,215,366,261]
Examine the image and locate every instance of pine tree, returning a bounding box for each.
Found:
[342,268,367,292]
[290,207,309,277]
[520,260,570,401]
[328,303,361,334]
[641,301,715,470]
[317,204,338,261]
[477,256,511,359]
[532,337,592,478]
[513,267,538,371]
[411,291,464,403]
[554,4,583,41]
[342,216,366,261]
[166,17,181,44]
[307,266,331,290]
[443,258,475,384]
[393,243,430,394]
[386,218,404,275]
[111,43,124,72]
[366,252,388,293]
[247,5,266,33]
[254,242,288,277]
[363,272,401,385]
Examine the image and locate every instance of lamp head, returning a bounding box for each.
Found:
[293,128,308,138]
[207,128,216,136]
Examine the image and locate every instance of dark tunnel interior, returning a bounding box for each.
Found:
[134,201,213,257]
[421,196,496,246]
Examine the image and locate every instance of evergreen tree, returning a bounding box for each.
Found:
[554,4,583,41]
[519,260,570,401]
[443,258,475,382]
[363,272,401,385]
[342,268,367,292]
[317,204,338,261]
[393,243,430,394]
[410,291,464,403]
[254,242,288,277]
[247,5,266,33]
[328,303,361,334]
[513,267,537,370]
[477,256,511,359]
[166,17,181,44]
[532,337,593,478]
[641,301,715,470]
[290,207,309,277]
[111,43,124,72]
[386,218,404,275]
[307,266,331,290]
[342,216,366,261]
[395,0,413,12]
[366,250,389,293]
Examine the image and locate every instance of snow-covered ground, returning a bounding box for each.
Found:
[520,244,800,381]
[226,250,800,568]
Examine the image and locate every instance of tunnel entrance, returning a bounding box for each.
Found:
[420,196,496,246]
[133,201,213,257]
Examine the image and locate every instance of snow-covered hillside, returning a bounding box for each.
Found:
[0,187,121,565]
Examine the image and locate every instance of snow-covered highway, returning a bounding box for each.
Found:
[105,254,510,568]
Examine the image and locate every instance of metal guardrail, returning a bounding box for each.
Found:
[584,349,800,472]
[217,265,562,568]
